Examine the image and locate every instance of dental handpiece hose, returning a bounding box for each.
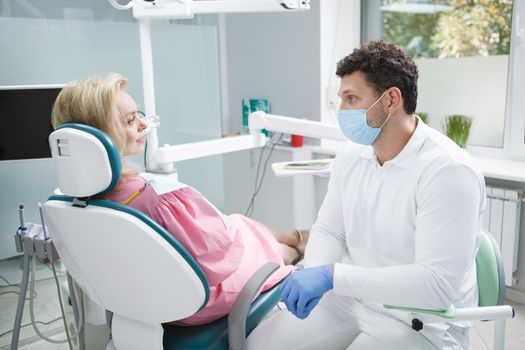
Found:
[38,203,49,240]
[18,204,27,234]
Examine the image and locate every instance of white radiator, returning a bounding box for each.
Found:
[483,186,522,286]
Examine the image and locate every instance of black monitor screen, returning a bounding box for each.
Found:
[0,87,62,161]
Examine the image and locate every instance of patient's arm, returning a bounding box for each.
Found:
[270,228,310,264]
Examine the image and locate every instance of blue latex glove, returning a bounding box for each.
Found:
[280,265,333,319]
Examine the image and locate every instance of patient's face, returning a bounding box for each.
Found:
[116,91,147,156]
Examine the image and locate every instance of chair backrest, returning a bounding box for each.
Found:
[476,229,506,306]
[45,123,209,325]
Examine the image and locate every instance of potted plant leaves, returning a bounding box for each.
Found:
[444,114,473,148]
[417,112,428,124]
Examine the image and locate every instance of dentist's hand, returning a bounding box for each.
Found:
[280,264,333,319]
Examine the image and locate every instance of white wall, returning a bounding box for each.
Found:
[222,0,321,133]
[222,148,295,227]
[221,0,323,224]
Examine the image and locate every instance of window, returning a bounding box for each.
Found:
[362,0,522,153]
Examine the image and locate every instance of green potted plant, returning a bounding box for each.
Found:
[444,114,473,148]
[417,112,428,124]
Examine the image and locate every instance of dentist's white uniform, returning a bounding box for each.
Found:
[247,119,485,350]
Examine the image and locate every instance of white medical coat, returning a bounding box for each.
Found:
[304,119,485,325]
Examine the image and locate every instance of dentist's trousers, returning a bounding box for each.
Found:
[246,291,469,350]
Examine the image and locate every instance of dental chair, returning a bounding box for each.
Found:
[385,229,515,350]
[44,123,283,350]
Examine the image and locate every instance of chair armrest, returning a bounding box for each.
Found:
[454,306,514,321]
[384,304,515,322]
[228,262,280,350]
[384,304,456,319]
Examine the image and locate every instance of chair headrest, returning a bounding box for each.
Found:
[48,123,122,197]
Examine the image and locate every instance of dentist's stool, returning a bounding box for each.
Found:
[385,229,515,350]
[44,123,282,350]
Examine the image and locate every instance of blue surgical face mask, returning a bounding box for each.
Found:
[337,91,391,145]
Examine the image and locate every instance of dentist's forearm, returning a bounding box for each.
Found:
[333,263,456,311]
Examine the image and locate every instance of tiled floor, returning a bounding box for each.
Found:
[1,258,525,349]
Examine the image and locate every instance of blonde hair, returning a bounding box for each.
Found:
[52,73,128,152]
[52,73,137,190]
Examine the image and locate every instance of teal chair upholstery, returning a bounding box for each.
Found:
[476,229,506,307]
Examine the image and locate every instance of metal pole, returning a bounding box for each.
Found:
[10,251,31,350]
[138,17,160,171]
[494,318,506,350]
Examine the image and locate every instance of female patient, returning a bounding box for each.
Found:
[51,73,308,326]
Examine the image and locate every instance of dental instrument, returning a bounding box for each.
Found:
[38,203,49,241]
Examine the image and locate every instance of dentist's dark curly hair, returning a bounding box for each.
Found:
[336,40,419,114]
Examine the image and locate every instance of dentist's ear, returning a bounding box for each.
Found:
[386,87,402,114]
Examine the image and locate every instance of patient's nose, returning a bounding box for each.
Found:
[139,118,147,131]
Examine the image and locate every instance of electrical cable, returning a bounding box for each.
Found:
[144,134,149,169]
[245,140,270,217]
[0,317,62,339]
[249,133,283,213]
[0,289,38,299]
[28,256,82,347]
[27,259,84,345]
[45,262,67,275]
[247,142,269,213]
[0,274,12,286]
[51,261,74,350]
[245,133,283,217]
[138,110,149,169]
[29,256,69,344]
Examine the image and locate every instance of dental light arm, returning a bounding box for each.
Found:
[151,112,345,165]
[249,112,346,141]
[134,0,309,19]
[156,134,267,164]
[109,0,310,19]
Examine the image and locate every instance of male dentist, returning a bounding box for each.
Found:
[247,41,485,349]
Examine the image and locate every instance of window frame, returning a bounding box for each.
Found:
[360,0,525,161]
[507,0,525,160]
